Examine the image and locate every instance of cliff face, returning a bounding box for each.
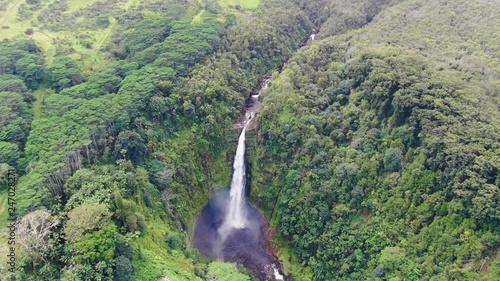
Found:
[0,1,320,280]
[3,0,499,280]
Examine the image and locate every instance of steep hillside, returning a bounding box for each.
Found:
[253,0,500,280]
[0,0,315,280]
[1,0,499,280]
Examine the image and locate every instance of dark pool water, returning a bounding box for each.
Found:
[193,189,285,280]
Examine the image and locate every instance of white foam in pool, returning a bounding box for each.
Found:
[272,264,284,280]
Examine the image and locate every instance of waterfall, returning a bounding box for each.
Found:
[226,125,248,228]
[272,264,285,281]
[220,112,254,234]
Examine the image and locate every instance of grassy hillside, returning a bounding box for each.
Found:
[0,0,313,280]
[0,0,251,71]
[220,0,260,9]
[0,0,141,68]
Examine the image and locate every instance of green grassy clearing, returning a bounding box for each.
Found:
[32,86,52,119]
[0,0,136,70]
[219,0,260,9]
[66,0,102,11]
[192,9,205,23]
[0,0,25,27]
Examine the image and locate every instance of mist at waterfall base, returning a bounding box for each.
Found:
[194,118,284,281]
[194,190,281,279]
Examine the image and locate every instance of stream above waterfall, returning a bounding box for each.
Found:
[232,74,270,130]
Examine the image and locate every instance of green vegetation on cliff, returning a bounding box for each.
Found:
[1,0,499,280]
[0,0,314,280]
[252,0,500,280]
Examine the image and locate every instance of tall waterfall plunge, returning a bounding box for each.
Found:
[225,127,248,228]
[220,112,254,236]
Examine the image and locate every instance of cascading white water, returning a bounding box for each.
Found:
[220,112,254,234]
[214,87,290,281]
[195,33,316,280]
[272,264,285,281]
[225,125,248,228]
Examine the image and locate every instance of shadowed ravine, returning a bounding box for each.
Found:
[193,77,285,280]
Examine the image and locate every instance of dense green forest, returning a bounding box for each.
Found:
[0,0,314,280]
[0,0,499,280]
[252,0,500,280]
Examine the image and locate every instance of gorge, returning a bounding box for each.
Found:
[193,76,285,281]
[193,24,320,279]
[2,0,500,280]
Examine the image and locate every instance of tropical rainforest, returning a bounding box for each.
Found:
[0,0,499,280]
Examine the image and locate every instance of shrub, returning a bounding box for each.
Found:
[383,147,403,172]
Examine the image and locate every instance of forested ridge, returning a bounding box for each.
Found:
[252,0,500,280]
[0,0,499,280]
[0,0,314,280]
